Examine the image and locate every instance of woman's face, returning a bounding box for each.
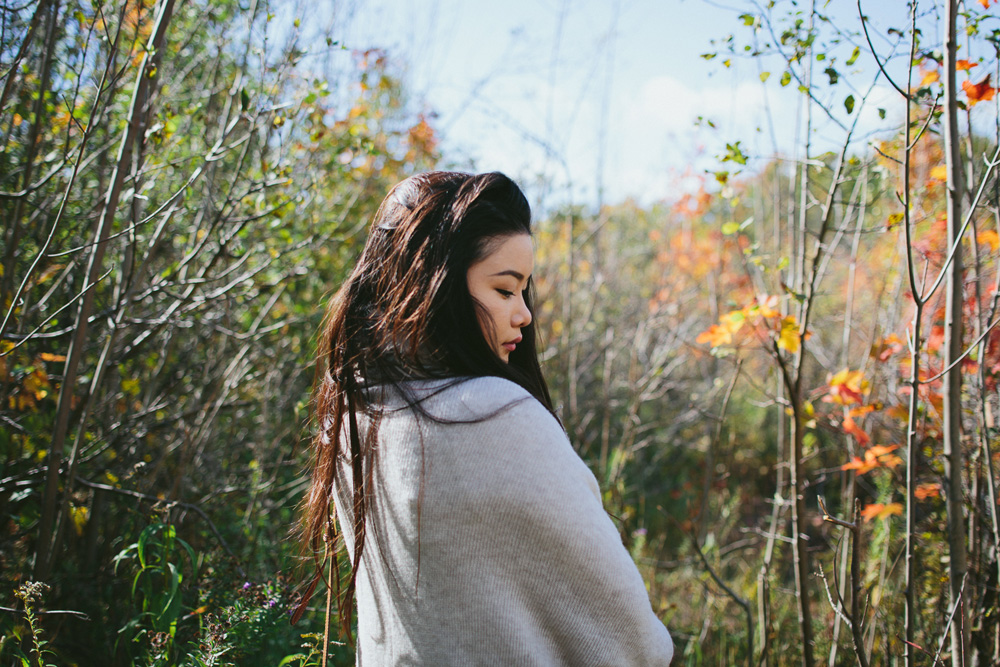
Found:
[465,233,534,363]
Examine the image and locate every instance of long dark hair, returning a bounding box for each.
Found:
[299,171,555,636]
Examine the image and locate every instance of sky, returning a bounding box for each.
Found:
[321,0,994,211]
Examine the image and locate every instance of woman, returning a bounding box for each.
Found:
[303,171,673,665]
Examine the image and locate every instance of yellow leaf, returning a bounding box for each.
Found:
[70,505,89,536]
[929,165,948,182]
[776,316,800,353]
[121,377,141,396]
[32,264,64,286]
[720,310,746,333]
[24,368,50,400]
[39,352,66,363]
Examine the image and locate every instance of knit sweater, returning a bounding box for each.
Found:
[333,376,674,666]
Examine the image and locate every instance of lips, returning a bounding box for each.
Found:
[502,335,523,352]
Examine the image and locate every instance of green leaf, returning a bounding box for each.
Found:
[240,88,250,112]
[780,71,792,86]
[177,536,198,573]
[844,94,855,114]
[878,107,886,119]
[739,13,755,26]
[138,523,162,569]
[824,66,839,85]
[722,222,740,235]
[846,46,860,66]
[722,141,748,165]
[760,71,771,82]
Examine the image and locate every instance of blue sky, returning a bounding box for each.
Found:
[323,0,989,210]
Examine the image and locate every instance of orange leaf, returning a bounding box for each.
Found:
[842,417,871,445]
[697,310,745,348]
[915,482,941,500]
[841,444,900,475]
[963,74,996,107]
[867,443,894,457]
[861,502,903,522]
[848,404,877,417]
[978,229,1000,252]
[956,59,978,71]
[697,324,732,347]
[39,352,67,363]
[841,456,873,474]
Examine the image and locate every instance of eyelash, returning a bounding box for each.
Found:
[497,289,514,298]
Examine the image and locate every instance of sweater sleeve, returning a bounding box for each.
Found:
[423,378,674,666]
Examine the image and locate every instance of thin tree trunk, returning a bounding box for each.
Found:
[1,0,60,317]
[33,0,176,580]
[942,0,971,663]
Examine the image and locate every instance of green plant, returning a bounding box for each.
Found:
[277,632,330,667]
[11,581,55,667]
[113,522,197,663]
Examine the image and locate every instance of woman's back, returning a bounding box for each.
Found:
[335,376,674,666]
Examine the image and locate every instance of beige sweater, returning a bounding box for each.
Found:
[334,376,674,666]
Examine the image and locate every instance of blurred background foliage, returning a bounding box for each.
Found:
[2,0,1000,665]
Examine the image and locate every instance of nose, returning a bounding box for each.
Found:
[513,295,532,328]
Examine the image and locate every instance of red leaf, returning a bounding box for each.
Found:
[963,74,996,107]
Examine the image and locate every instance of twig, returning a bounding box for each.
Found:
[921,144,1000,303]
[857,0,909,99]
[690,533,754,667]
[931,571,970,665]
[919,312,1000,384]
[818,496,871,667]
[0,605,90,620]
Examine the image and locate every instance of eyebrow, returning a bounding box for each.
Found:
[490,270,528,281]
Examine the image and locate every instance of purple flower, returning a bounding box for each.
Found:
[242,582,251,590]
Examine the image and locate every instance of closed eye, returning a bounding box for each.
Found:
[496,289,514,298]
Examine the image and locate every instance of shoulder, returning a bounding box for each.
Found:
[395,375,552,425]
